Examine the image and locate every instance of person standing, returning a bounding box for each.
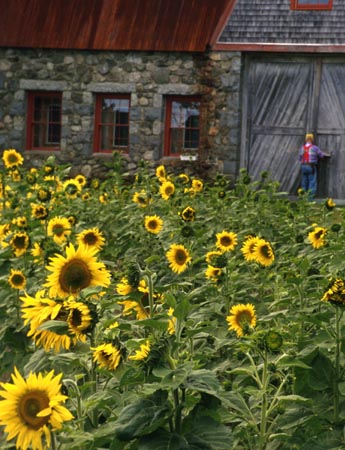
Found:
[298,133,329,200]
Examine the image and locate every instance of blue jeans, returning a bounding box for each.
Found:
[301,164,317,199]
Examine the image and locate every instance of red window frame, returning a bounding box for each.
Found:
[291,0,332,10]
[26,91,62,151]
[93,93,130,153]
[164,96,202,157]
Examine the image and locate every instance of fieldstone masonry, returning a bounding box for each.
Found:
[0,48,241,179]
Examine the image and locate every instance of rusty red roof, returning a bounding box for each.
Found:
[0,0,236,52]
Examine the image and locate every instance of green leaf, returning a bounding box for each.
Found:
[37,320,69,334]
[174,298,190,321]
[185,416,233,450]
[139,429,189,450]
[183,369,221,396]
[115,390,170,441]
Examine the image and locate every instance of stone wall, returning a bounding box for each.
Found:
[0,48,241,179]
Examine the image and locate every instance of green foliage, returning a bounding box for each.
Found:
[1,156,345,449]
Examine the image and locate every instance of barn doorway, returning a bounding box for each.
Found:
[241,54,345,199]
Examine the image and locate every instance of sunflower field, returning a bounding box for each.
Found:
[1,149,345,450]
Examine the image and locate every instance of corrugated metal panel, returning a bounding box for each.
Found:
[0,0,234,52]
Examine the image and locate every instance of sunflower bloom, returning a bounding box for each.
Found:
[63,179,81,199]
[226,303,257,337]
[47,217,71,245]
[241,236,261,262]
[0,367,73,450]
[10,231,30,257]
[2,149,24,169]
[74,174,87,188]
[132,190,151,208]
[205,265,222,282]
[252,238,275,266]
[65,299,93,339]
[20,290,74,352]
[167,307,176,335]
[92,343,122,371]
[8,269,26,290]
[216,230,238,253]
[76,227,105,251]
[128,340,151,361]
[322,278,345,305]
[155,165,166,182]
[44,243,111,298]
[191,178,203,192]
[144,215,163,234]
[308,226,327,249]
[180,206,196,222]
[166,243,191,274]
[160,180,175,200]
[31,203,49,220]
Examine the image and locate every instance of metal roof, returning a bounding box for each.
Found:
[0,0,235,52]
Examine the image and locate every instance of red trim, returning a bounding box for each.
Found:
[290,0,332,10]
[93,93,130,154]
[213,42,345,53]
[164,96,202,157]
[209,0,238,48]
[26,91,62,151]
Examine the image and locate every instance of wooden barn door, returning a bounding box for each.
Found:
[242,55,345,198]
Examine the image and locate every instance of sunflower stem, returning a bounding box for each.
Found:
[334,307,342,423]
[259,350,269,450]
[50,430,57,450]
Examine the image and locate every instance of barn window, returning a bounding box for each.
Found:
[93,94,130,153]
[26,92,62,150]
[291,0,332,10]
[164,96,201,157]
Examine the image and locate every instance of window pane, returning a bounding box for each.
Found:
[30,94,61,148]
[297,0,330,5]
[98,97,130,150]
[169,100,200,154]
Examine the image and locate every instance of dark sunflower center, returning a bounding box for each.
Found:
[220,236,232,247]
[70,308,82,327]
[11,274,24,286]
[237,311,252,326]
[315,230,324,240]
[165,186,173,195]
[59,258,92,293]
[84,233,97,245]
[19,391,50,430]
[260,244,271,258]
[175,249,187,265]
[13,235,27,249]
[53,224,65,236]
[148,220,158,230]
[8,154,19,164]
[66,184,78,195]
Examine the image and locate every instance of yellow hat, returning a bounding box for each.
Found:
[305,133,314,141]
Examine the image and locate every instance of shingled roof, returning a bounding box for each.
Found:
[217,0,345,51]
[0,0,235,52]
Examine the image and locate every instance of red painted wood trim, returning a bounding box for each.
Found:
[209,0,238,48]
[213,42,345,53]
[290,0,332,11]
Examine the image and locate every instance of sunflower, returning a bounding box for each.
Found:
[180,206,196,222]
[31,242,44,261]
[74,174,87,188]
[20,290,74,352]
[92,343,122,371]
[0,367,73,450]
[191,178,203,192]
[253,238,275,266]
[13,216,28,228]
[63,179,81,199]
[160,180,175,200]
[128,340,151,361]
[47,217,72,245]
[308,226,327,249]
[31,203,49,220]
[99,193,108,204]
[132,190,151,208]
[116,277,134,295]
[205,250,223,264]
[2,149,24,169]
[10,231,30,257]
[144,215,163,234]
[36,187,51,203]
[322,278,345,305]
[205,265,223,282]
[155,165,166,182]
[177,173,190,185]
[166,243,191,274]
[65,299,93,339]
[167,307,176,335]
[216,230,238,253]
[241,236,261,262]
[8,269,26,290]
[226,303,257,337]
[44,243,111,298]
[118,300,149,320]
[76,227,105,251]
[325,198,336,210]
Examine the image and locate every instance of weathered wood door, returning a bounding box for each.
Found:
[241,55,345,198]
